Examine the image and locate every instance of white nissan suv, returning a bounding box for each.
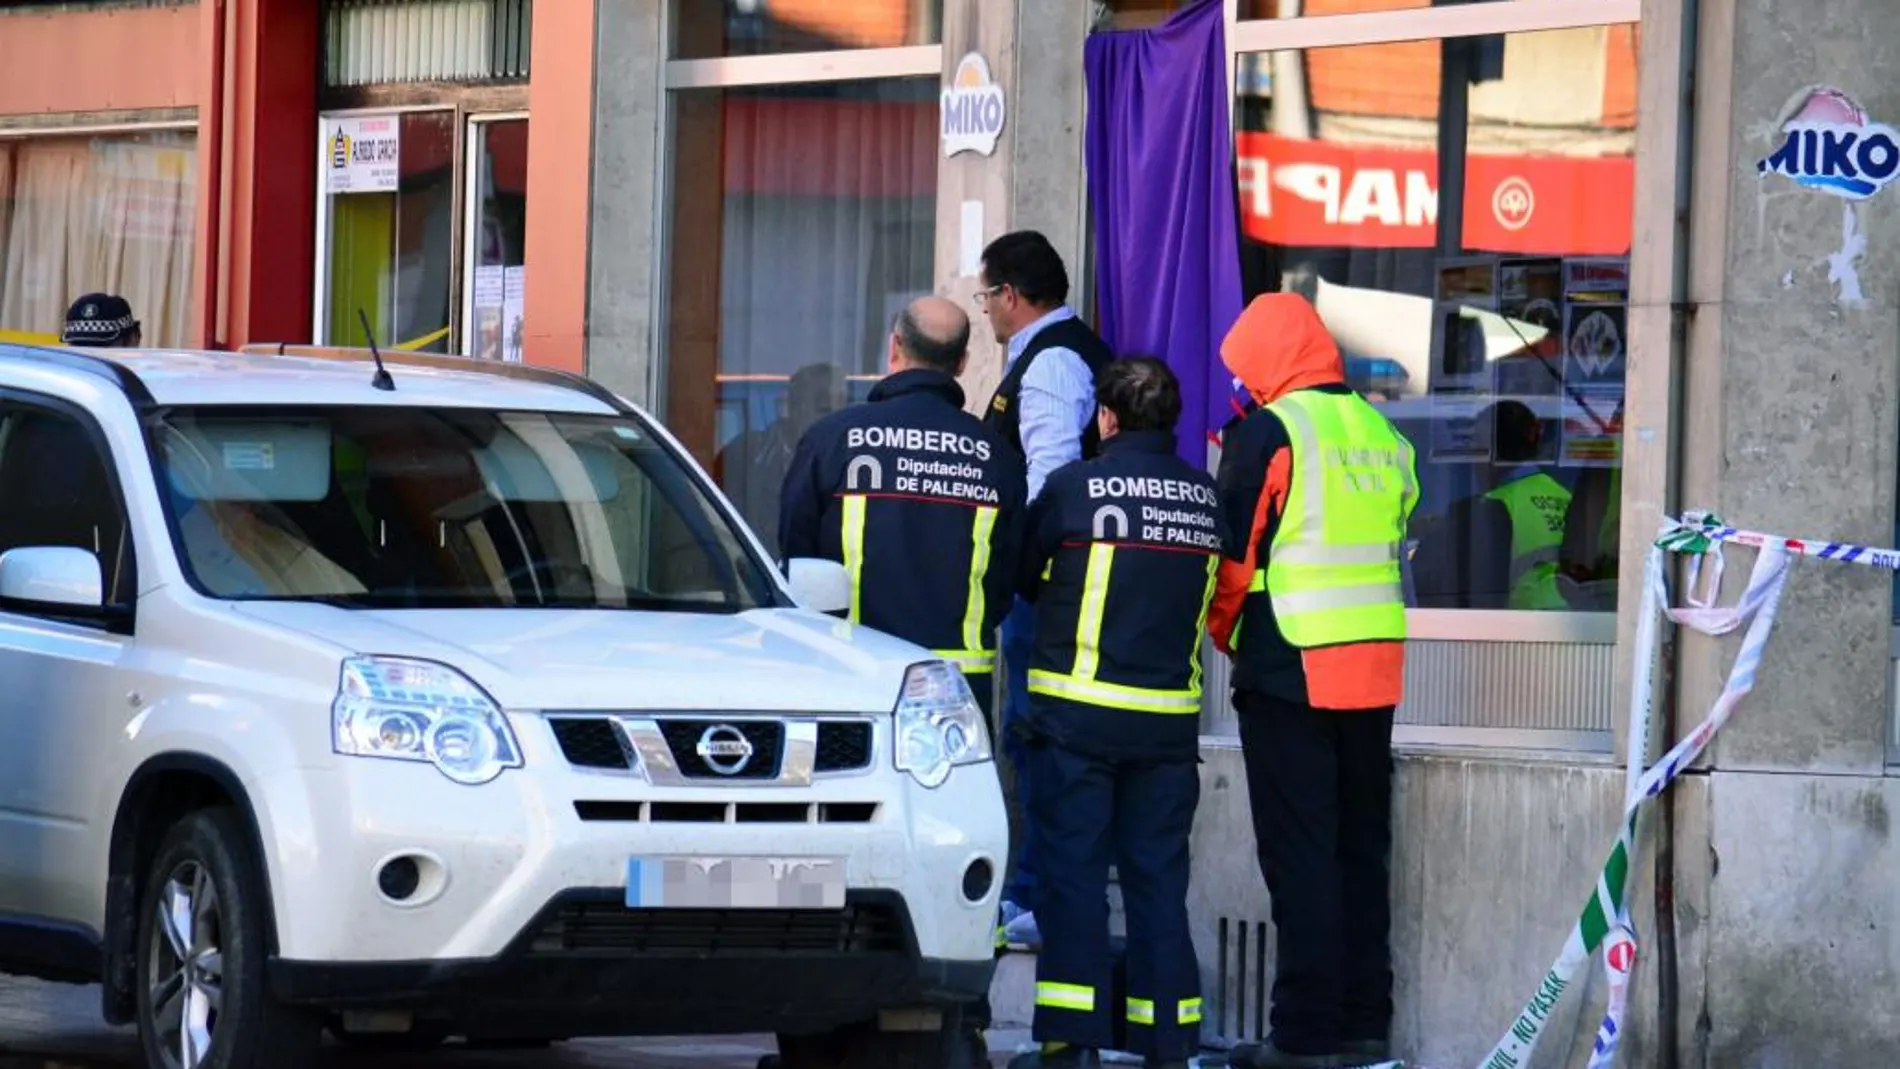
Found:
[0,342,1006,1069]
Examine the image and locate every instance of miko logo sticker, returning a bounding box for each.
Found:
[942,53,1006,158]
[1757,87,1900,200]
[1492,176,1535,231]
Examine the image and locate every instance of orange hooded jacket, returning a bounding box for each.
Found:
[1209,293,1408,711]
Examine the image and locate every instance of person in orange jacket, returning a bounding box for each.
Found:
[1209,293,1418,1069]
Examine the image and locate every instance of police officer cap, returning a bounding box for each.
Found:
[61,293,139,347]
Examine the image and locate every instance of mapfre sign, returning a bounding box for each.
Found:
[1235,133,1633,256]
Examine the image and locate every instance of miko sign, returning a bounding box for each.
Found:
[942,52,1006,158]
[1756,88,1900,200]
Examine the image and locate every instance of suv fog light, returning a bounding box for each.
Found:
[373,851,448,907]
[378,857,421,901]
[961,858,994,903]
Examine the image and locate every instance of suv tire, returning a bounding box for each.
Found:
[134,808,322,1069]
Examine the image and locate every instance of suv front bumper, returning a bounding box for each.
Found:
[268,889,993,1039]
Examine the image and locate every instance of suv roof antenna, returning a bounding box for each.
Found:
[357,309,396,392]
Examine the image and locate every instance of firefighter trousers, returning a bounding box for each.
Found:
[1029,740,1202,1061]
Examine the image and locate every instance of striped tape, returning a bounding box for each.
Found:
[1476,521,1794,1069]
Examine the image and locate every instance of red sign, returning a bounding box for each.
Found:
[1235,133,1634,256]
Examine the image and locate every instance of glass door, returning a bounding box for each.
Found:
[460,114,530,361]
[312,108,457,353]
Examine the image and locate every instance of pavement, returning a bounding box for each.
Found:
[0,975,1037,1069]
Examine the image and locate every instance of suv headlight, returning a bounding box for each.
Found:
[893,661,993,788]
[332,657,523,785]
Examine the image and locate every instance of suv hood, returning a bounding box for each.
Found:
[232,603,926,713]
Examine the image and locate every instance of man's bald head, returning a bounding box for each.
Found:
[890,295,972,376]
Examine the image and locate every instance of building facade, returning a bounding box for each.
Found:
[4,0,1897,1065]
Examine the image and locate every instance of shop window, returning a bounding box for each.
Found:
[663,77,938,557]
[464,117,529,361]
[318,110,456,354]
[0,131,197,348]
[674,0,942,60]
[1234,25,1637,613]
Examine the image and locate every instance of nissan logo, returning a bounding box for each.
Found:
[695,724,755,776]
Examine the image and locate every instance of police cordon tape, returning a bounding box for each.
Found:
[0,324,453,351]
[1477,510,1900,1069]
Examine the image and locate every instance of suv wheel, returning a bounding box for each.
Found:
[135,808,321,1069]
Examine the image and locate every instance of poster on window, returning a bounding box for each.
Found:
[322,116,400,195]
[1559,302,1627,468]
[472,267,504,361]
[1427,257,1498,463]
[503,267,526,364]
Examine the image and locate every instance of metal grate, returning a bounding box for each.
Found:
[815,721,873,772]
[322,0,532,88]
[525,899,907,956]
[549,718,626,769]
[1211,915,1273,1045]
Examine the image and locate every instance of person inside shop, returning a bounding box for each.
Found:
[1209,292,1417,1069]
[717,362,845,558]
[974,229,1116,950]
[1006,357,1221,1069]
[60,292,142,348]
[1472,399,1575,611]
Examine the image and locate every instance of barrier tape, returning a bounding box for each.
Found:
[1476,515,1796,1069]
[0,324,452,351]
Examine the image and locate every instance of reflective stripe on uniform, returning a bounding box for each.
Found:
[840,495,868,624]
[1036,981,1096,1012]
[1127,996,1201,1026]
[1190,553,1217,697]
[1028,670,1200,714]
[962,505,999,656]
[1070,543,1115,680]
[934,648,996,674]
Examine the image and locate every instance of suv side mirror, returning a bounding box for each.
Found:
[0,546,104,609]
[783,558,851,616]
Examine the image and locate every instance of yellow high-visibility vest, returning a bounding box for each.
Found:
[1483,471,1572,610]
[1248,389,1417,648]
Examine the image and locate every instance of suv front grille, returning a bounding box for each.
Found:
[547,716,874,777]
[523,899,907,956]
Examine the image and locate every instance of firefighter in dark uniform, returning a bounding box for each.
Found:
[1007,357,1223,1069]
[779,293,1027,712]
[776,296,1022,1067]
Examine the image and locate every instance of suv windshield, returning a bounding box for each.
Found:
[150,405,777,612]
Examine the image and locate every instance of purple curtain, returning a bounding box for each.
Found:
[1085,0,1245,467]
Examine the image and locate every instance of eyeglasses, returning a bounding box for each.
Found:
[972,284,1005,308]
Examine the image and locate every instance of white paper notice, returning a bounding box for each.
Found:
[960,200,984,278]
[322,116,400,195]
[503,267,526,364]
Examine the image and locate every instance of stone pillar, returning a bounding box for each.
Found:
[1673,0,1900,1062]
[587,0,667,403]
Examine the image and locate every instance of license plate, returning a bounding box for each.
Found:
[624,856,846,909]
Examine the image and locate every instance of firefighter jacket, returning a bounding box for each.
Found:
[779,369,1026,678]
[1210,293,1419,711]
[1016,429,1224,762]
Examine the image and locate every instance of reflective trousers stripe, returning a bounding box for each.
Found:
[962,506,999,655]
[933,649,996,673]
[841,496,867,623]
[1126,997,1202,1025]
[1028,670,1201,714]
[1036,981,1096,1013]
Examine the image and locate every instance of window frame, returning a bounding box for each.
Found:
[649,3,947,421]
[1217,0,1641,650]
[0,390,141,635]
[458,110,533,360]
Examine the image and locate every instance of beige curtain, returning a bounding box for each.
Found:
[0,133,197,347]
